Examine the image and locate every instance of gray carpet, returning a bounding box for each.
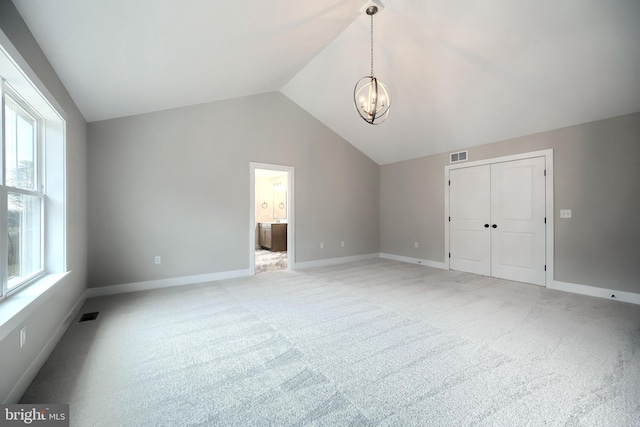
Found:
[21,259,640,426]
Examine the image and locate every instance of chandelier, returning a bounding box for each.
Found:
[354,5,391,125]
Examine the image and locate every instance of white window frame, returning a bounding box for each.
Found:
[2,84,46,297]
[0,32,66,305]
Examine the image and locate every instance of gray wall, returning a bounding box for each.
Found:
[381,112,640,294]
[87,92,380,288]
[1,0,637,403]
[0,0,88,402]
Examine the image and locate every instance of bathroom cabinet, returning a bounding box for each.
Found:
[258,223,287,251]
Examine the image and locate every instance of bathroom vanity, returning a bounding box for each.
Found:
[258,222,287,251]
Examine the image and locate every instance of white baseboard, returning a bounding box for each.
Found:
[551,280,640,305]
[380,254,640,305]
[80,261,640,306]
[87,254,391,297]
[4,289,87,404]
[86,269,252,298]
[293,253,379,270]
[380,253,448,270]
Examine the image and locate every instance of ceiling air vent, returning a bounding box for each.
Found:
[79,312,99,322]
[450,150,468,163]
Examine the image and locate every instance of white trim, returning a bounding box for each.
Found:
[544,153,554,286]
[85,269,251,298]
[379,253,639,305]
[84,264,640,304]
[444,149,554,287]
[293,253,379,270]
[4,284,86,404]
[551,281,640,305]
[380,253,448,270]
[0,272,70,343]
[0,29,67,121]
[0,28,68,298]
[250,162,295,275]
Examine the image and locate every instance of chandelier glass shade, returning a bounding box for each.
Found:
[354,5,391,125]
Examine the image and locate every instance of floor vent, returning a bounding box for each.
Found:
[79,312,99,322]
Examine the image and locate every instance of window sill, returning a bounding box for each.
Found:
[0,271,70,343]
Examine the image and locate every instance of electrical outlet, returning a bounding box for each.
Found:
[560,209,572,219]
[414,242,419,248]
[154,256,161,264]
[20,327,26,348]
[320,242,324,249]
[341,241,345,247]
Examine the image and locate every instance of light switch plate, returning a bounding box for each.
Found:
[560,209,572,219]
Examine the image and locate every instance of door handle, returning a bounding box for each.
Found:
[484,224,490,228]
[492,224,497,228]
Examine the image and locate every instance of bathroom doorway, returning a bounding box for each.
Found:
[249,162,294,274]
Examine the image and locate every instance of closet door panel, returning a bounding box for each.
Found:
[490,157,546,286]
[449,165,491,276]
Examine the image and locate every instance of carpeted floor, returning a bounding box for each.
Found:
[21,259,640,426]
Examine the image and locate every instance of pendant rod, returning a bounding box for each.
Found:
[370,12,374,76]
[367,5,378,77]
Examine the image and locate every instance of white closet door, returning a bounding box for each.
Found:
[490,157,546,286]
[449,165,491,276]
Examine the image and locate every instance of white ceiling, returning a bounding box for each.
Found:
[12,0,640,165]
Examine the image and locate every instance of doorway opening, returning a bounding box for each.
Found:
[249,162,294,274]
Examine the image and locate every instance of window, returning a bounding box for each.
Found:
[0,37,66,304]
[2,89,45,295]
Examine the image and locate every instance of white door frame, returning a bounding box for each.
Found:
[250,162,295,274]
[444,149,554,286]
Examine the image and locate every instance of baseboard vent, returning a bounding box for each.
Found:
[79,312,99,322]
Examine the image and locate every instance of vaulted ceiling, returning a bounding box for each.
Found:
[12,0,640,164]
